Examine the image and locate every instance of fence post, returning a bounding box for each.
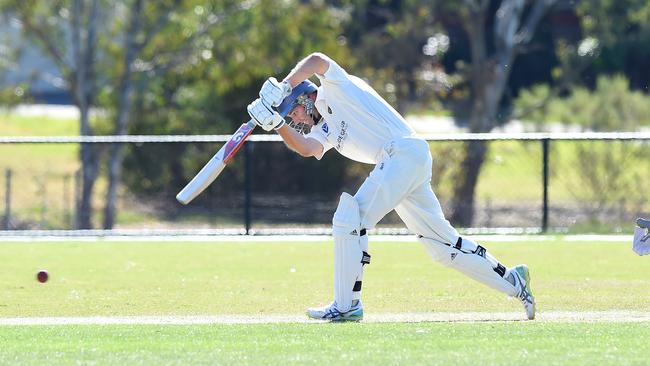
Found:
[39,174,47,229]
[542,138,550,233]
[63,174,71,228]
[244,141,252,234]
[74,169,82,229]
[4,169,11,229]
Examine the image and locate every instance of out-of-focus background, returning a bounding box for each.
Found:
[1,0,648,234]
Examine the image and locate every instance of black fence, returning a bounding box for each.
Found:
[1,132,648,235]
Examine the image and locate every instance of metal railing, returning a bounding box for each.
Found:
[1,132,649,235]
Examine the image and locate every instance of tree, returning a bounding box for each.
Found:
[0,13,27,107]
[339,0,558,226]
[439,0,558,226]
[121,0,351,207]
[4,0,241,228]
[340,0,441,112]
[575,0,650,90]
[102,0,240,229]
[4,0,103,229]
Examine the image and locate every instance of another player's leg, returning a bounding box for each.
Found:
[633,217,650,256]
[306,192,368,321]
[396,183,536,319]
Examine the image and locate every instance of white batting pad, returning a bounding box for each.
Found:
[633,226,650,256]
[332,193,364,312]
[417,236,517,296]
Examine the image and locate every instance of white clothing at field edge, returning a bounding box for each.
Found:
[633,226,650,255]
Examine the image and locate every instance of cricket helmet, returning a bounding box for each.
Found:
[277,80,318,117]
[276,80,318,134]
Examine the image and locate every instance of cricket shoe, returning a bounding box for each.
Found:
[306,301,364,322]
[511,264,536,320]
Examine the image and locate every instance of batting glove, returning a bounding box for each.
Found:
[247,98,285,132]
[260,77,292,107]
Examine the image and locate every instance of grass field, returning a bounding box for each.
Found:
[1,322,648,365]
[0,237,648,365]
[0,114,81,228]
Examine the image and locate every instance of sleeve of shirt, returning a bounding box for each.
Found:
[315,55,350,85]
[304,126,333,160]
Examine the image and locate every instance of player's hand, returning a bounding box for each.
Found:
[260,77,292,107]
[247,98,285,132]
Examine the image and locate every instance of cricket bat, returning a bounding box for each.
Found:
[176,120,256,204]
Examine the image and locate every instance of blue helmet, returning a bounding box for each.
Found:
[277,80,318,117]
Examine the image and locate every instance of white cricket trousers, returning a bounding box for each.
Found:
[354,136,457,242]
[353,136,517,297]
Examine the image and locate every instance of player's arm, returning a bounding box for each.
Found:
[276,124,323,158]
[283,53,330,87]
[246,99,323,158]
[256,53,329,111]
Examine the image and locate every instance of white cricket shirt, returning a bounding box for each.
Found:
[304,56,415,164]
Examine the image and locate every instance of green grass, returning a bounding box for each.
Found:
[1,240,648,316]
[0,238,648,365]
[0,114,79,173]
[1,322,648,366]
[477,140,543,202]
[0,114,81,227]
[473,140,648,205]
[0,114,78,136]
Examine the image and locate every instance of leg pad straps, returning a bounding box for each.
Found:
[353,281,363,291]
[361,251,371,265]
[426,235,507,278]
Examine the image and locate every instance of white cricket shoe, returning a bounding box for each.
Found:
[306,301,364,322]
[511,264,536,320]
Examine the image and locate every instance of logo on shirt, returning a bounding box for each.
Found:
[322,123,329,134]
[336,121,348,150]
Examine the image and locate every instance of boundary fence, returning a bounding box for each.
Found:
[1,132,649,236]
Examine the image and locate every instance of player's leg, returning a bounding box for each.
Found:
[331,192,369,313]
[354,138,431,231]
[395,181,535,319]
[307,139,429,320]
[350,139,430,306]
[306,192,367,321]
[633,217,650,256]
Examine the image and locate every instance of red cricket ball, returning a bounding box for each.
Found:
[36,270,49,283]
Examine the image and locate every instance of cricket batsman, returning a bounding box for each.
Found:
[247,53,536,321]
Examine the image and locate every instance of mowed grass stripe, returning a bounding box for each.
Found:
[0,239,647,365]
[2,311,650,325]
[1,240,648,317]
[0,322,648,366]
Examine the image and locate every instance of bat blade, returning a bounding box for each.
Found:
[176,121,255,205]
